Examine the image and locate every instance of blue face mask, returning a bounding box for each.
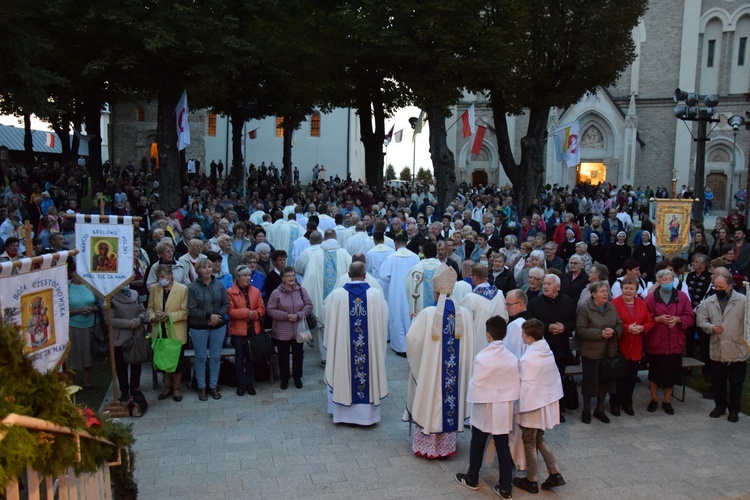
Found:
[661,283,674,292]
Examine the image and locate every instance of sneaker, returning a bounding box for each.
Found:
[493,484,513,499]
[513,477,538,494]
[454,473,479,491]
[209,388,221,400]
[541,473,566,490]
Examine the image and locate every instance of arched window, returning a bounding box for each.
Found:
[310,112,321,137]
[137,107,145,122]
[731,15,750,93]
[207,113,217,136]
[275,116,284,138]
[700,17,723,94]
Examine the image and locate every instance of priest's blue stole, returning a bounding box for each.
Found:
[287,225,300,266]
[441,299,459,432]
[323,251,337,299]
[473,285,498,300]
[422,268,436,310]
[346,282,371,404]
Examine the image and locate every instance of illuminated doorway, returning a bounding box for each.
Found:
[150,142,159,169]
[577,162,606,184]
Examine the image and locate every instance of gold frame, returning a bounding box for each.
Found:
[653,198,694,258]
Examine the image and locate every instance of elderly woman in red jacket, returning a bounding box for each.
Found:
[644,269,694,415]
[227,264,266,396]
[611,276,655,416]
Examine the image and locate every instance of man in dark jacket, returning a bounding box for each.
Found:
[488,254,516,296]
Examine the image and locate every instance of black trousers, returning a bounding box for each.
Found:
[275,339,303,381]
[113,345,142,400]
[555,356,567,412]
[710,359,747,413]
[467,426,512,492]
[230,335,253,385]
[610,360,641,408]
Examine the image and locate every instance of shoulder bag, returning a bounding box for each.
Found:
[151,316,182,373]
[123,325,153,365]
[247,329,275,363]
[599,337,629,382]
[299,288,322,330]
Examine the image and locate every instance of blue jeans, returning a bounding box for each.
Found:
[467,426,512,492]
[190,326,226,389]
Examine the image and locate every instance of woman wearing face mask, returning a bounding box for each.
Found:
[632,230,657,283]
[643,269,694,415]
[148,264,190,402]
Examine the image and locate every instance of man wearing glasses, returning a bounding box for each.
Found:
[504,289,532,359]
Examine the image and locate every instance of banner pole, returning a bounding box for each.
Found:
[23,220,33,257]
[102,295,128,417]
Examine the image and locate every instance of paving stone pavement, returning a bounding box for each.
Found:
[108,344,750,499]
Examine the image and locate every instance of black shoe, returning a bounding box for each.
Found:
[662,402,674,415]
[198,389,208,401]
[559,413,566,423]
[513,477,539,494]
[173,390,183,402]
[581,411,591,424]
[247,384,256,395]
[610,405,621,417]
[541,473,566,490]
[493,485,513,499]
[647,400,658,412]
[709,407,726,418]
[728,412,739,423]
[280,379,289,390]
[236,386,245,396]
[209,388,221,400]
[623,405,635,416]
[593,410,610,423]
[702,391,715,400]
[294,379,303,389]
[454,473,479,491]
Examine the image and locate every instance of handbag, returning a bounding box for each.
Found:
[151,317,183,373]
[296,318,313,344]
[247,330,275,363]
[562,376,579,410]
[127,389,148,417]
[599,339,629,382]
[123,326,153,364]
[298,289,322,329]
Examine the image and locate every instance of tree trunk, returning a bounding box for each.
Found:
[230,110,244,179]
[23,113,34,169]
[426,103,456,210]
[282,115,294,182]
[82,100,103,193]
[491,99,549,214]
[157,87,183,211]
[357,85,385,186]
[71,105,83,159]
[51,113,72,167]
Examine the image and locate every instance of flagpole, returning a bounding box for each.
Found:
[445,115,463,132]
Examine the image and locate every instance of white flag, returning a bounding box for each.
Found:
[175,90,190,151]
[552,121,580,167]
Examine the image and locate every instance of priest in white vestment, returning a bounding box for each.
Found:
[455,315,519,495]
[316,210,336,233]
[249,205,266,225]
[365,232,394,285]
[451,279,472,304]
[324,262,389,425]
[298,229,352,362]
[333,253,383,292]
[379,234,420,355]
[513,319,565,493]
[267,217,288,253]
[345,222,375,256]
[459,263,509,359]
[405,264,474,459]
[280,216,303,268]
[340,213,360,249]
[405,242,442,318]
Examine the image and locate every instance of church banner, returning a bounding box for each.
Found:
[0,260,70,373]
[653,199,693,258]
[74,215,135,298]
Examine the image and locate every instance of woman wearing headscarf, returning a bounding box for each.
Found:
[632,230,657,283]
[606,231,631,284]
[558,228,578,262]
[586,232,607,266]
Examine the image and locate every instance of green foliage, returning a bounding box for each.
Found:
[399,167,412,181]
[416,168,433,184]
[0,325,135,494]
[385,164,397,181]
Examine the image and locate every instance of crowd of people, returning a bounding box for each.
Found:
[3,154,749,497]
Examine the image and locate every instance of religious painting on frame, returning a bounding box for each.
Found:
[653,199,693,258]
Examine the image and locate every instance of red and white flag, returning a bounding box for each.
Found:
[175,90,190,151]
[45,132,55,149]
[461,104,476,138]
[248,128,259,139]
[471,126,486,155]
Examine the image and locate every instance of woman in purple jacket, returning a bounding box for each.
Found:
[266,266,313,390]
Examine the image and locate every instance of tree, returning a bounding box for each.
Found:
[416,167,432,184]
[470,0,646,212]
[399,167,411,181]
[385,164,396,181]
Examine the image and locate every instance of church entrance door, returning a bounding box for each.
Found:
[577,162,606,184]
[472,170,488,186]
[706,172,727,210]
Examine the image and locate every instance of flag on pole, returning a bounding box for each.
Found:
[175,90,190,151]
[552,121,580,167]
[73,129,95,143]
[413,110,426,142]
[248,128,259,140]
[384,124,395,146]
[394,129,403,143]
[45,132,55,149]
[471,126,487,155]
[461,104,476,138]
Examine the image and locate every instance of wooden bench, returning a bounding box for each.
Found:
[563,356,706,402]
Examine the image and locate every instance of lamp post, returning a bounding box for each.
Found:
[673,89,720,225]
[409,116,418,183]
[728,115,746,212]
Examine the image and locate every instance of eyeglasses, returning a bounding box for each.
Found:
[528,276,542,280]
[505,302,521,307]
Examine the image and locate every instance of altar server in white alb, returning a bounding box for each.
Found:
[364,231,394,286]
[379,234,420,356]
[455,316,519,499]
[512,319,566,494]
[460,263,508,359]
[324,262,389,426]
[405,264,474,459]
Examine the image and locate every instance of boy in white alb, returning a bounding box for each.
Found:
[513,319,566,494]
[455,316,520,499]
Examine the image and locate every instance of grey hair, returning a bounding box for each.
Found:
[588,280,610,295]
[529,250,545,262]
[692,253,710,266]
[543,273,561,286]
[655,269,675,281]
[504,234,517,245]
[575,241,588,251]
[255,242,271,253]
[528,267,546,279]
[569,254,585,265]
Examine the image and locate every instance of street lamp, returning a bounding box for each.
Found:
[728,115,746,214]
[409,116,418,183]
[673,88,720,225]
